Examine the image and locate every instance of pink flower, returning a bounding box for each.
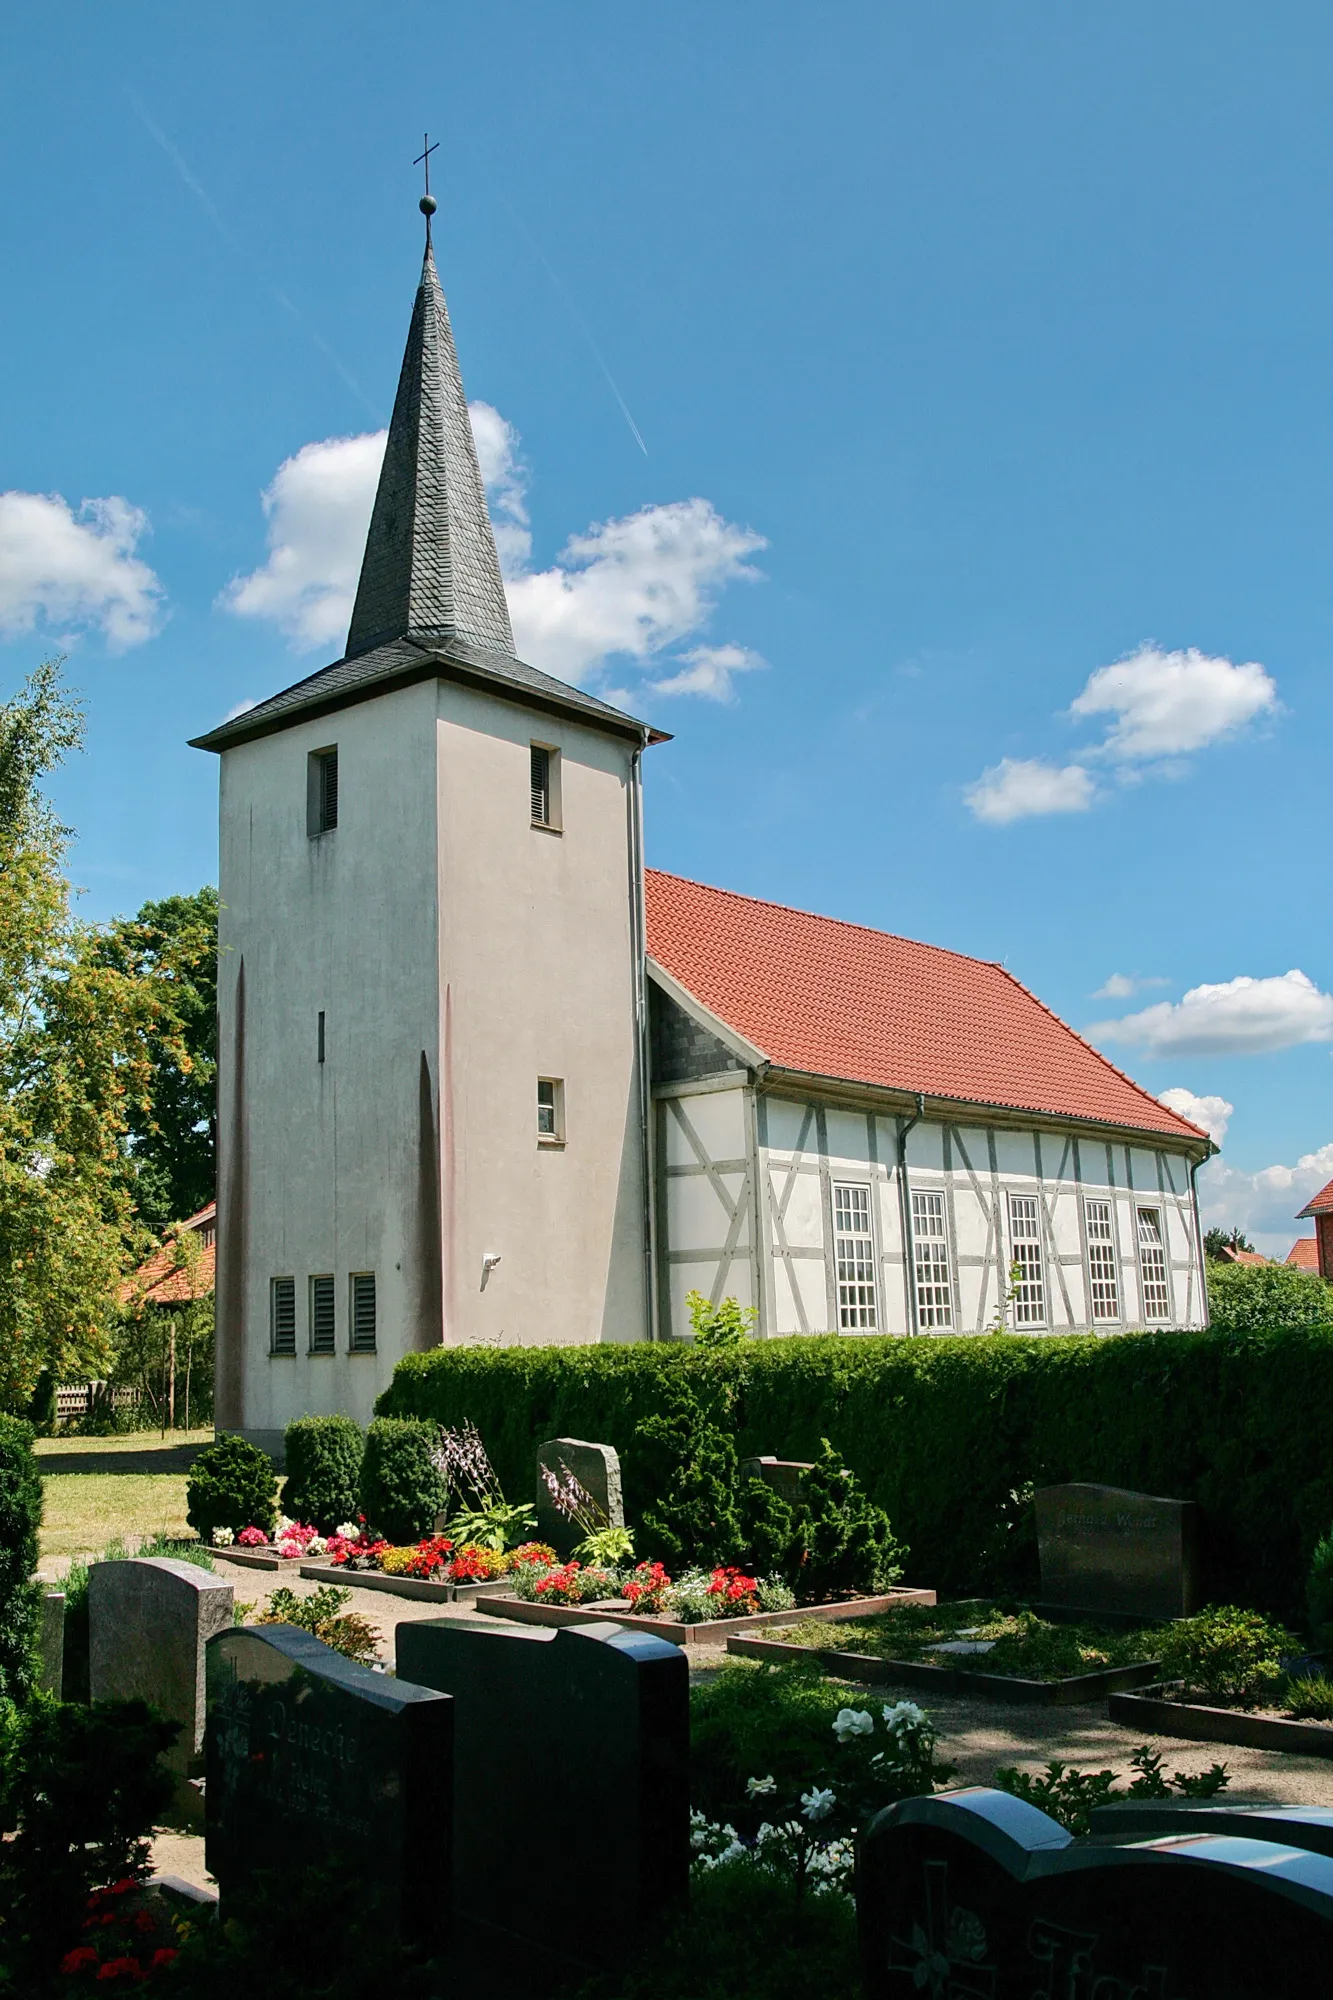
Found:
[236,1526,268,1548]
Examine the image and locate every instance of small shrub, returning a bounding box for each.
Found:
[358,1419,448,1544]
[1307,1527,1333,1643]
[0,1413,43,1702]
[1284,1674,1333,1721]
[633,1375,742,1569]
[797,1440,904,1600]
[255,1586,379,1665]
[282,1415,364,1533]
[186,1434,277,1543]
[688,1290,758,1349]
[995,1744,1229,1837]
[1157,1605,1297,1707]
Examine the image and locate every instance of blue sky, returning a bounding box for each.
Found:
[2,2,1331,1248]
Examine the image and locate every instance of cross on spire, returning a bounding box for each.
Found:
[415,133,440,241]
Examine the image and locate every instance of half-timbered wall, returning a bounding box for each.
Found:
[653,1072,1205,1338]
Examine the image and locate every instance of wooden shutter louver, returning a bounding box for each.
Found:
[319,749,339,831]
[530,745,549,825]
[350,1273,377,1353]
[271,1277,296,1355]
[309,1275,336,1354]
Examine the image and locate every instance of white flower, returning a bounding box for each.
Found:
[335,1522,358,1540]
[801,1787,836,1823]
[746,1774,778,1797]
[210,1526,234,1547]
[305,1536,327,1556]
[833,1707,875,1741]
[275,1514,294,1534]
[882,1701,926,1732]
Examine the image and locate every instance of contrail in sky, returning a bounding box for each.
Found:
[500,194,649,457]
[126,92,381,424]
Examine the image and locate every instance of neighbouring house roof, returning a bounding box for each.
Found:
[1299,1177,1333,1219]
[121,1202,216,1306]
[1287,1237,1321,1271]
[1216,1246,1269,1266]
[644,869,1210,1146]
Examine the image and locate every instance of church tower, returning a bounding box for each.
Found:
[193,195,664,1450]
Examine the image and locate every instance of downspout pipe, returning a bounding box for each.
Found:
[897,1092,927,1336]
[628,731,658,1339]
[1188,1140,1217,1330]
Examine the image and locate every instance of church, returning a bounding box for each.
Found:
[192,202,1213,1453]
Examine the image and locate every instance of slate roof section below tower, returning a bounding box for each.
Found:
[347,238,514,661]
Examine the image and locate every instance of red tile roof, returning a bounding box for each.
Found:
[1217,1246,1269,1266]
[1287,1237,1321,1271]
[645,871,1207,1143]
[1299,1177,1333,1219]
[120,1203,216,1306]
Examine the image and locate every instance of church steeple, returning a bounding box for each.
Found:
[345,194,515,662]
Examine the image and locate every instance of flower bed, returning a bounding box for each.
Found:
[723,1600,1164,1703]
[1106,1605,1333,1748]
[475,1585,937,1648]
[1107,1683,1333,1756]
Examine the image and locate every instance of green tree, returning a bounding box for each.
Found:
[0,660,183,1410]
[1204,1226,1256,1259]
[104,886,217,1232]
[1204,1258,1333,1331]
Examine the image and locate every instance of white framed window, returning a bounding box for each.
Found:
[1084,1199,1120,1321]
[307,747,338,836]
[912,1190,953,1329]
[1136,1207,1171,1321]
[309,1274,336,1354]
[833,1182,877,1330]
[349,1273,377,1354]
[537,1077,565,1144]
[270,1277,296,1356]
[1007,1193,1047,1327]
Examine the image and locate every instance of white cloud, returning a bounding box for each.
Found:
[222,411,766,696]
[964,758,1094,825]
[1158,1087,1233,1145]
[1198,1142,1333,1258]
[649,642,767,703]
[0,492,163,649]
[221,431,385,651]
[1093,973,1170,1000]
[1070,646,1278,762]
[1090,969,1333,1058]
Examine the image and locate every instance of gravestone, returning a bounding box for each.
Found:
[1035,1480,1197,1620]
[39,1590,65,1696]
[535,1436,624,1556]
[740,1454,814,1505]
[858,1787,1333,1998]
[397,1614,687,1973]
[206,1624,451,1939]
[89,1558,234,1777]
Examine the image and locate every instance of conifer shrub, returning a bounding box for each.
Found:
[185,1433,278,1543]
[0,1413,43,1702]
[797,1439,904,1599]
[1308,1526,1333,1645]
[358,1418,448,1544]
[632,1374,743,1569]
[282,1415,364,1532]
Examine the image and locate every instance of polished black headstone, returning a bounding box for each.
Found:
[859,1788,1333,1998]
[1035,1481,1198,1620]
[397,1614,688,1971]
[205,1625,452,1938]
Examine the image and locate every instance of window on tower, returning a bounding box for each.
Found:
[308,747,339,836]
[530,743,561,830]
[537,1077,565,1144]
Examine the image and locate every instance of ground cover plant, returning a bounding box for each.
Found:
[252,1586,378,1665]
[994,1746,1230,1837]
[765,1600,1161,1680]
[1156,1605,1297,1708]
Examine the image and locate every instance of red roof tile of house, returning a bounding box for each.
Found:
[1299,1177,1333,1219]
[1287,1237,1321,1271]
[1217,1246,1269,1267]
[645,870,1207,1144]
[120,1203,216,1306]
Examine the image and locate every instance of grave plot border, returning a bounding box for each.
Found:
[472,1586,936,1648]
[297,1562,513,1604]
[213,1549,282,1572]
[726,1629,1162,1704]
[1108,1683,1333,1756]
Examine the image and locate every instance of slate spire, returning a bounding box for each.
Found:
[345,210,514,661]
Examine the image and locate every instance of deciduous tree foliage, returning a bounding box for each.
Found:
[0,661,186,1410]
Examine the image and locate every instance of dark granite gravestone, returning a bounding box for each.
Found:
[858,1787,1333,1998]
[1035,1481,1198,1620]
[205,1625,451,1939]
[397,1614,687,1973]
[740,1454,815,1505]
[535,1436,624,1556]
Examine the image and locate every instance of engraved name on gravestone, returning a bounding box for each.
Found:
[740,1456,815,1506]
[535,1437,624,1555]
[858,1788,1333,1999]
[397,1614,688,1969]
[205,1625,452,1938]
[89,1558,234,1776]
[1035,1481,1198,1621]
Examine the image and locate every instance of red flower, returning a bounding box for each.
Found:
[149,1949,179,1969]
[60,1946,98,1973]
[134,1913,158,1935]
[95,1957,142,1981]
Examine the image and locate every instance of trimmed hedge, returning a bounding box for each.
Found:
[377,1327,1333,1621]
[283,1415,364,1532]
[0,1414,43,1701]
[358,1418,447,1543]
[186,1434,278,1542]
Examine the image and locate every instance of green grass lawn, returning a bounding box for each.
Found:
[36,1428,216,1566]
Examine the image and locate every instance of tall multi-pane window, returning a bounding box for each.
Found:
[270,1277,296,1356]
[531,745,551,825]
[349,1273,377,1354]
[833,1183,877,1330]
[309,1275,336,1354]
[1084,1200,1120,1321]
[912,1191,953,1329]
[1007,1194,1046,1326]
[1137,1208,1171,1320]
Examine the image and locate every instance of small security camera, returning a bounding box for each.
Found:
[480,1252,502,1292]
